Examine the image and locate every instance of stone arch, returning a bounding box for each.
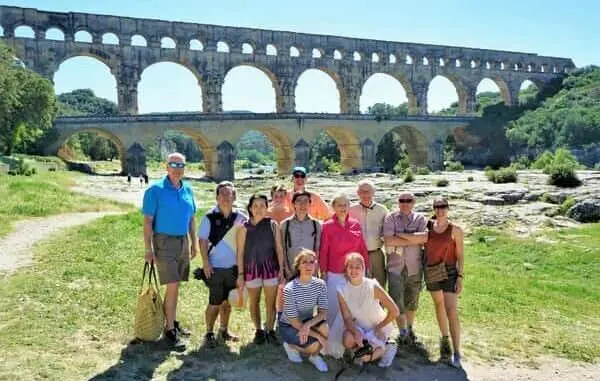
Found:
[161,37,176,49]
[381,125,429,167]
[138,60,203,112]
[476,77,510,105]
[102,32,119,45]
[295,68,346,113]
[57,49,116,73]
[360,72,416,114]
[53,55,118,100]
[233,127,294,175]
[189,38,203,51]
[427,74,467,115]
[242,42,254,54]
[14,25,34,38]
[74,30,93,43]
[217,41,230,53]
[169,127,217,178]
[266,44,277,56]
[131,34,147,46]
[318,126,362,172]
[45,27,65,41]
[222,63,280,112]
[56,128,127,173]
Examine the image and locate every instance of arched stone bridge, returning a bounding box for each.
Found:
[1,6,575,115]
[50,113,476,180]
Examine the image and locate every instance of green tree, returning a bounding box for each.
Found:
[309,132,340,171]
[0,42,57,155]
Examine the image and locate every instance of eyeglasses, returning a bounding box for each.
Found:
[293,173,306,179]
[433,204,449,209]
[398,199,414,203]
[168,162,186,169]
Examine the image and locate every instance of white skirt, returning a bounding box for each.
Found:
[326,273,347,359]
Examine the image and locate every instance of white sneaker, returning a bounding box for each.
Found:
[283,342,303,363]
[308,354,329,372]
[378,343,397,368]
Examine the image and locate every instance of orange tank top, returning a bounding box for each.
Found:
[425,222,456,265]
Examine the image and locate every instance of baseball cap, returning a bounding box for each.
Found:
[292,166,307,175]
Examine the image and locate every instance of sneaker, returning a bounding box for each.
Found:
[378,343,398,368]
[204,332,217,348]
[253,329,266,345]
[283,342,303,363]
[397,332,411,346]
[265,330,279,345]
[165,328,185,349]
[451,352,462,369]
[218,328,240,342]
[308,354,329,372]
[439,336,452,363]
[174,321,191,337]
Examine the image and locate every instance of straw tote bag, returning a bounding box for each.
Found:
[134,262,165,341]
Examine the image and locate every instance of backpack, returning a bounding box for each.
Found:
[206,210,239,254]
[283,217,318,252]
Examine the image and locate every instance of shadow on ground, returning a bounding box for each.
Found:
[166,341,472,381]
[87,339,173,381]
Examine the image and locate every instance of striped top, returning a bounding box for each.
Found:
[281,277,328,324]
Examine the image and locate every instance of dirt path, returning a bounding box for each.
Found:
[0,211,121,275]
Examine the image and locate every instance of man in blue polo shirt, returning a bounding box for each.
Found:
[142,152,198,348]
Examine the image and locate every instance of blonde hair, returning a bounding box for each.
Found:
[331,192,350,207]
[270,183,287,197]
[292,249,317,278]
[343,252,365,281]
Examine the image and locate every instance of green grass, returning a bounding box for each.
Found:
[0,211,599,379]
[0,172,132,237]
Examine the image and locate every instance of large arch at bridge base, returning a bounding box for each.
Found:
[377,125,433,169]
[56,128,129,175]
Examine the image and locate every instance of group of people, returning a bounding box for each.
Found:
[142,152,465,373]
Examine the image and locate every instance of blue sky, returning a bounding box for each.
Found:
[2,0,599,113]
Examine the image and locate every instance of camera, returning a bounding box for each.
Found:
[353,340,374,358]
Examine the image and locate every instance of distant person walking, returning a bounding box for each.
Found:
[142,152,198,348]
[349,179,389,288]
[424,198,464,369]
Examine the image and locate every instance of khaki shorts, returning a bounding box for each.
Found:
[245,277,279,289]
[152,233,190,285]
[388,268,422,314]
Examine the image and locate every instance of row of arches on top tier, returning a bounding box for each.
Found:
[53,56,541,114]
[3,23,567,73]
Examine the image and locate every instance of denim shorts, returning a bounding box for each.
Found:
[278,318,325,348]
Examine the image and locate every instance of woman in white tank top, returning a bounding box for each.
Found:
[336,253,400,367]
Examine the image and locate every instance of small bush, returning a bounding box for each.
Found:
[445,161,464,172]
[486,166,518,183]
[48,167,57,172]
[512,156,531,170]
[547,165,582,187]
[558,196,576,215]
[435,178,449,187]
[416,167,430,175]
[322,158,342,173]
[467,176,474,182]
[531,151,555,170]
[393,157,410,175]
[403,169,415,182]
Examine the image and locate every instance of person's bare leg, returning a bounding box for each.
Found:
[247,287,262,330]
[219,301,232,330]
[444,292,460,354]
[342,330,358,350]
[396,314,407,331]
[164,282,179,330]
[205,304,220,333]
[263,285,278,331]
[430,291,449,336]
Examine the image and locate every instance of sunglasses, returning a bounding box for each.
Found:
[398,199,414,203]
[168,162,186,169]
[433,204,449,209]
[293,173,306,179]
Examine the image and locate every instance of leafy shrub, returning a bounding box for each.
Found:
[512,155,531,170]
[486,166,518,183]
[445,161,464,172]
[416,167,430,175]
[531,151,554,170]
[558,196,576,215]
[532,149,582,173]
[393,157,410,175]
[403,169,415,182]
[548,165,582,187]
[435,178,449,187]
[322,158,342,173]
[467,176,474,182]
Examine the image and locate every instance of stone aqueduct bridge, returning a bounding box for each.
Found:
[0,6,576,179]
[51,113,477,180]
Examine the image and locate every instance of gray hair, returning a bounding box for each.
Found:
[167,152,186,162]
[357,179,376,193]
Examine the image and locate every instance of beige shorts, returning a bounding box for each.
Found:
[245,277,279,289]
[152,233,190,285]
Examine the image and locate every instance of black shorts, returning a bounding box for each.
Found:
[203,266,238,306]
[426,265,458,293]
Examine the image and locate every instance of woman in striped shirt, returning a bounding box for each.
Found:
[279,249,329,372]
